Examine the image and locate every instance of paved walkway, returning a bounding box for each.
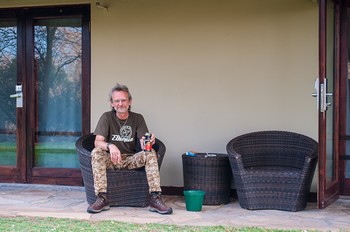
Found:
[0,183,349,231]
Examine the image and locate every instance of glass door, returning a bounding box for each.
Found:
[317,0,340,208]
[339,0,350,196]
[0,6,90,186]
[0,16,24,182]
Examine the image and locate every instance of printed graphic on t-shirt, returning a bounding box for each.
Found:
[111,125,133,142]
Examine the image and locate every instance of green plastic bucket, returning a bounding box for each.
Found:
[183,190,205,212]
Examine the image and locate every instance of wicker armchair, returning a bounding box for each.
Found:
[76,133,166,207]
[226,131,318,211]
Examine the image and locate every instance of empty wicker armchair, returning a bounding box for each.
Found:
[76,133,166,207]
[226,131,318,212]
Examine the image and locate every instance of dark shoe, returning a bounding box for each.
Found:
[149,194,173,215]
[87,193,110,213]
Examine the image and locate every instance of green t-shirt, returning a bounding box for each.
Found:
[93,110,149,154]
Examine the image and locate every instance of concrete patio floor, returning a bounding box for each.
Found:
[0,183,349,231]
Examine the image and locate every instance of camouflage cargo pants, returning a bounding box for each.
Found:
[91,147,161,196]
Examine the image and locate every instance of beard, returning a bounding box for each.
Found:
[116,107,128,113]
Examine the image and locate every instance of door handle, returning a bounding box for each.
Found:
[10,93,22,98]
[312,78,332,112]
[9,84,23,108]
[323,79,333,110]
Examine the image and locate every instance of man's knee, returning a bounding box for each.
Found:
[92,147,108,158]
[145,151,159,167]
[91,147,111,167]
[146,150,157,160]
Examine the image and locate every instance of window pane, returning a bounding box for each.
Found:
[34,18,82,168]
[325,0,335,186]
[0,19,17,166]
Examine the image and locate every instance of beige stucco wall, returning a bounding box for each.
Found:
[1,0,319,190]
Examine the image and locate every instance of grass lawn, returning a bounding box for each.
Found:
[0,216,308,232]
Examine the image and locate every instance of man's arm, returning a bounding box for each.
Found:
[94,134,121,165]
[94,134,109,151]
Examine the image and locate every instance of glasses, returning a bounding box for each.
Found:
[112,99,128,104]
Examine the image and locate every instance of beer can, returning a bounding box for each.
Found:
[143,132,152,151]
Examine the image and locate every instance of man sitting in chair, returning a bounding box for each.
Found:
[87,83,173,215]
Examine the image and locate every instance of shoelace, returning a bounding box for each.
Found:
[153,196,166,207]
[94,197,105,206]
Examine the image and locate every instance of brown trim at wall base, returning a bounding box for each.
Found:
[161,186,184,196]
[161,186,317,203]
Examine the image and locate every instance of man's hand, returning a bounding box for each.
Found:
[140,133,156,150]
[150,133,156,145]
[108,143,122,165]
[95,135,122,165]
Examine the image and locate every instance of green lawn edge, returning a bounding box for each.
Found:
[0,216,317,232]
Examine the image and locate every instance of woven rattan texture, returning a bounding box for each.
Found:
[182,153,232,205]
[76,133,166,207]
[226,131,318,211]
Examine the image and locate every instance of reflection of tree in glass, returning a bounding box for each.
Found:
[0,20,83,133]
[34,20,82,132]
[0,26,17,131]
[0,26,17,67]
